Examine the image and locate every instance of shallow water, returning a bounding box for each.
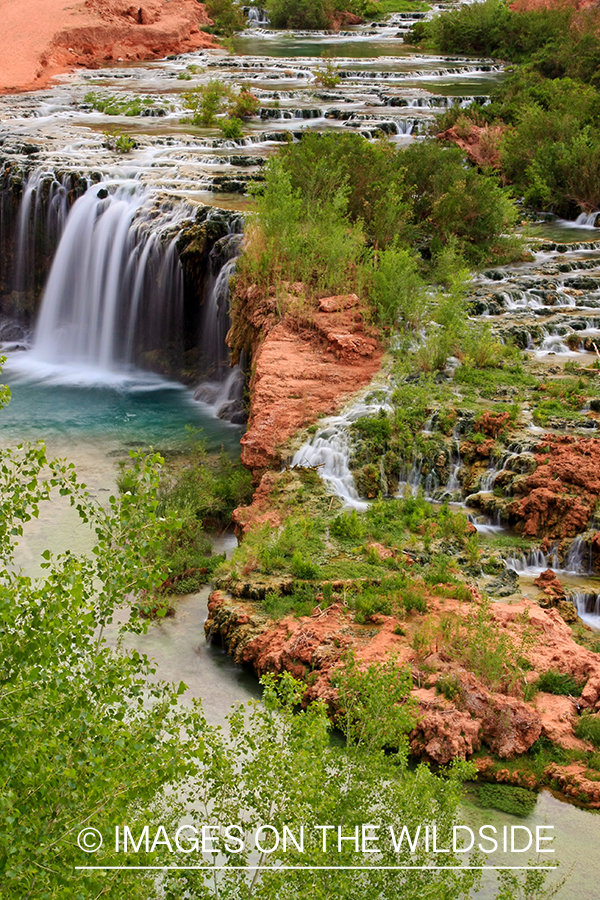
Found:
[0,359,242,452]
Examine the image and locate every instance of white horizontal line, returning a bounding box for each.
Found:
[75,866,559,871]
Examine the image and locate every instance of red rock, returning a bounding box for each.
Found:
[509,435,600,538]
[533,568,566,599]
[0,0,216,94]
[236,298,382,473]
[437,123,505,169]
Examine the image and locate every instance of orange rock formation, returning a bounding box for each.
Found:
[0,0,216,94]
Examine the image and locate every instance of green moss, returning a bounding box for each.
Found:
[575,713,600,748]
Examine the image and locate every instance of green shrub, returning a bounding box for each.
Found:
[536,669,586,697]
[330,509,366,542]
[205,0,247,35]
[401,141,519,265]
[314,52,341,88]
[371,247,427,329]
[219,117,244,139]
[476,783,537,818]
[290,550,321,580]
[266,0,334,28]
[352,589,393,623]
[229,86,260,119]
[575,713,600,747]
[402,585,427,614]
[436,673,462,701]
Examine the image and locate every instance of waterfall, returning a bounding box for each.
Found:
[0,167,74,317]
[193,232,247,423]
[244,6,270,25]
[446,426,461,492]
[292,390,393,509]
[571,593,600,629]
[29,182,188,376]
[292,417,368,510]
[506,536,592,575]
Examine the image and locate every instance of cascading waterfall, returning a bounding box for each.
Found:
[571,593,600,628]
[13,169,73,300]
[291,390,393,509]
[291,417,368,510]
[193,231,247,423]
[506,536,593,576]
[29,182,189,375]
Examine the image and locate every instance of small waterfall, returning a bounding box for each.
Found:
[571,593,600,629]
[30,182,189,375]
[564,536,593,574]
[292,391,393,508]
[507,537,591,575]
[244,6,270,25]
[292,419,368,510]
[446,427,461,492]
[1,167,75,314]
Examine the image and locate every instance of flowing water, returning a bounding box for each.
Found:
[1,9,600,898]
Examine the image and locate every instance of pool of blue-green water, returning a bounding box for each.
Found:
[0,366,241,455]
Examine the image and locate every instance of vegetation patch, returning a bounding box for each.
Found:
[476,783,538,818]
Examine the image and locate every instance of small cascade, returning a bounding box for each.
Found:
[244,6,270,25]
[467,512,504,535]
[506,537,592,575]
[1,167,75,315]
[446,427,462,492]
[506,548,560,575]
[536,328,573,356]
[571,593,600,629]
[197,229,243,375]
[566,212,600,229]
[564,535,594,574]
[195,364,246,425]
[30,182,189,375]
[292,390,393,508]
[292,418,368,510]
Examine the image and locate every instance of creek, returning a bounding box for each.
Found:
[1,8,600,898]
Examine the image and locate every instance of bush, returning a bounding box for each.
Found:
[290,550,321,579]
[401,141,518,265]
[219,117,244,139]
[575,713,600,747]
[536,669,586,697]
[330,509,366,542]
[476,783,538,818]
[205,0,247,35]
[184,80,230,126]
[436,673,462,701]
[371,247,427,329]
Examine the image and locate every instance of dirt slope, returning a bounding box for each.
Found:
[0,0,216,93]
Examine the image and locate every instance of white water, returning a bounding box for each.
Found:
[572,592,600,629]
[291,389,394,509]
[507,536,593,576]
[31,181,188,374]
